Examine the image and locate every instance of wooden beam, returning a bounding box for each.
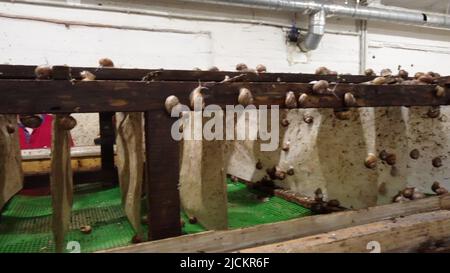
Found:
[98,194,450,253]
[0,64,376,83]
[144,110,181,240]
[0,80,447,114]
[240,210,450,253]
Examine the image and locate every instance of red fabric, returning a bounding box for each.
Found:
[18,114,74,149]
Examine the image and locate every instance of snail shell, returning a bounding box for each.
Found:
[402,187,415,199]
[58,115,77,130]
[418,75,434,84]
[312,80,329,94]
[287,167,295,176]
[409,149,420,160]
[208,66,219,72]
[380,68,392,77]
[385,153,396,166]
[364,68,376,76]
[255,160,263,170]
[285,91,297,109]
[344,92,357,107]
[432,182,441,193]
[303,114,313,124]
[99,58,114,67]
[274,166,286,180]
[364,153,377,169]
[6,124,15,134]
[372,77,386,85]
[80,71,96,81]
[315,66,330,75]
[34,65,53,79]
[238,88,254,106]
[256,64,267,73]
[427,107,440,118]
[398,69,409,79]
[235,63,248,71]
[190,86,206,110]
[165,95,180,115]
[20,115,43,129]
[435,86,446,97]
[432,157,443,168]
[298,93,308,107]
[282,141,290,152]
[414,72,425,79]
[314,188,323,202]
[281,118,290,127]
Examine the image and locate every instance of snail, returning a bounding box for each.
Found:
[236,63,248,71]
[372,77,386,85]
[432,157,442,168]
[282,141,290,152]
[414,72,425,79]
[58,115,77,130]
[255,160,263,170]
[379,150,389,161]
[315,66,331,75]
[188,216,198,224]
[238,87,254,106]
[393,193,409,203]
[99,58,114,67]
[344,92,357,107]
[298,93,308,107]
[20,115,43,129]
[364,153,377,169]
[380,68,392,77]
[314,188,323,202]
[80,70,96,81]
[274,166,286,180]
[432,181,442,193]
[385,153,396,166]
[189,85,206,110]
[409,149,420,160]
[312,80,329,95]
[398,69,409,79]
[281,118,290,127]
[6,124,15,134]
[418,74,434,84]
[402,187,415,199]
[285,91,297,109]
[364,68,376,76]
[80,225,92,234]
[427,107,440,118]
[34,65,53,79]
[208,66,219,72]
[435,86,446,97]
[256,64,267,73]
[165,95,181,115]
[287,167,295,176]
[436,187,449,195]
[303,114,313,124]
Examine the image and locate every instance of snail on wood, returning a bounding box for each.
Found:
[34,65,53,79]
[285,91,297,109]
[99,58,114,68]
[238,87,254,106]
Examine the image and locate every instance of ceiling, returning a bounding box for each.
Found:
[381,0,450,14]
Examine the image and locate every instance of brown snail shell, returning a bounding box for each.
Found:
[285,91,297,109]
[256,160,263,170]
[432,157,442,168]
[385,153,396,166]
[20,115,43,129]
[256,64,267,73]
[80,70,96,81]
[344,92,357,107]
[238,87,254,106]
[380,69,392,77]
[427,107,440,118]
[190,85,206,110]
[402,187,415,199]
[315,66,330,75]
[59,115,77,130]
[34,65,53,79]
[414,72,425,79]
[208,66,219,72]
[411,190,426,200]
[99,58,114,67]
[298,93,308,107]
[372,77,386,85]
[188,216,198,224]
[398,69,409,79]
[303,114,313,124]
[432,181,442,193]
[379,150,389,161]
[435,86,446,97]
[364,153,377,169]
[165,95,180,115]
[287,167,295,176]
[364,68,376,76]
[281,118,290,127]
[282,141,290,152]
[409,149,420,160]
[418,75,434,84]
[236,63,248,71]
[274,166,286,180]
[394,194,409,203]
[80,225,92,234]
[6,124,15,134]
[312,80,329,94]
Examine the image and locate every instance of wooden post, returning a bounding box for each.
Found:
[99,112,116,186]
[144,110,181,240]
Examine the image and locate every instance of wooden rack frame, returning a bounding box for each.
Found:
[1,64,449,242]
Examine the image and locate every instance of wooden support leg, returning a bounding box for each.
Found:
[99,112,116,186]
[0,114,23,211]
[144,110,181,240]
[50,115,73,253]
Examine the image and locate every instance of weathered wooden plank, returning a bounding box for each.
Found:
[0,115,23,210]
[240,210,450,253]
[0,64,376,83]
[0,80,447,114]
[50,115,73,253]
[144,110,181,240]
[98,194,450,253]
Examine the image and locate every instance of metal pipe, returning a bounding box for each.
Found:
[298,9,326,52]
[180,0,450,29]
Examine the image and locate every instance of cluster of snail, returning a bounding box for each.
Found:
[364,68,443,88]
[193,63,267,74]
[310,188,344,214]
[393,182,448,203]
[265,165,295,181]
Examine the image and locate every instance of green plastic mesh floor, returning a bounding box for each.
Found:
[0,179,310,253]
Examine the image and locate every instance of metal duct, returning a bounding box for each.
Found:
[299,9,326,51]
[180,0,450,29]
